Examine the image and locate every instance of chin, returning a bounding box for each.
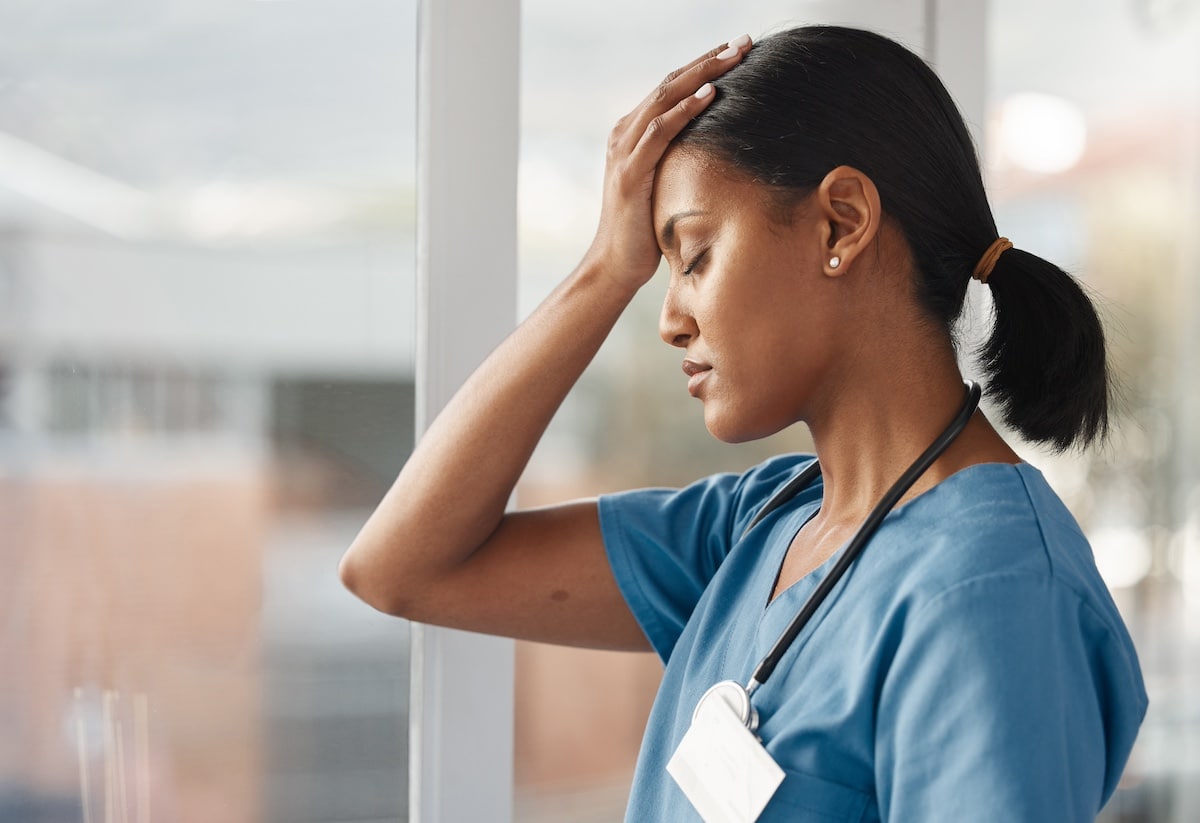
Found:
[702,406,788,445]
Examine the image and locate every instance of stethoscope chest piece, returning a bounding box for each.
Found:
[693,679,758,733]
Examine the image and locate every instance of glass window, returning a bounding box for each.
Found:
[986,2,1200,821]
[0,2,417,821]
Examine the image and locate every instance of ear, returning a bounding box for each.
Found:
[814,166,881,277]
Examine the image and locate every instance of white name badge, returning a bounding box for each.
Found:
[666,686,785,823]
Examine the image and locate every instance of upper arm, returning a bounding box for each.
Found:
[340,455,812,654]
[343,499,652,651]
[875,576,1121,821]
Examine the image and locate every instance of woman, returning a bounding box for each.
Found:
[340,26,1147,821]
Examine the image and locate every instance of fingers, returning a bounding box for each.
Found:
[587,34,754,290]
[616,34,752,153]
[646,34,752,114]
[627,81,717,169]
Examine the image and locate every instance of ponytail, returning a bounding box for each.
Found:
[978,248,1110,451]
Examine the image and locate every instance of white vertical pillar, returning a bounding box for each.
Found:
[411,0,519,821]
[926,0,989,151]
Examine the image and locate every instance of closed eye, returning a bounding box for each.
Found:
[682,249,708,276]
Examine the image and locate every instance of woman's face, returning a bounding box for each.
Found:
[653,149,846,443]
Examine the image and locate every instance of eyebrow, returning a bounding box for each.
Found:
[659,210,707,247]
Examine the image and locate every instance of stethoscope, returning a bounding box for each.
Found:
[692,379,983,732]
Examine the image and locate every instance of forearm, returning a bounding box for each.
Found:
[340,257,636,607]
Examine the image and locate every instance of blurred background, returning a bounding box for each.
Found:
[0,2,418,821]
[1,1,1197,821]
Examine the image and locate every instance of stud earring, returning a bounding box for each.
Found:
[829,256,841,269]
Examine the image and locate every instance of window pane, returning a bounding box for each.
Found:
[987,3,1200,820]
[0,3,417,821]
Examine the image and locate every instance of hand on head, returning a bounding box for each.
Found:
[582,35,752,294]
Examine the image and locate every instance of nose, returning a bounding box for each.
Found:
[659,280,697,349]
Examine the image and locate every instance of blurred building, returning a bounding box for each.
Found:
[0,217,417,822]
[0,2,419,820]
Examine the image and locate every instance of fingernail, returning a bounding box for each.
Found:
[717,45,739,60]
[694,82,714,99]
[728,34,752,49]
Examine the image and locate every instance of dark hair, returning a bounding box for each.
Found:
[676,26,1109,451]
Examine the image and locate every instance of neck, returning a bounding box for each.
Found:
[806,347,1019,526]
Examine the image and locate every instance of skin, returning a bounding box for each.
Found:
[337,35,1020,647]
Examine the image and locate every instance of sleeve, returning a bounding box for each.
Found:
[875,573,1147,821]
[597,454,811,663]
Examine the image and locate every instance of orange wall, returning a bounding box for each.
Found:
[1,469,268,823]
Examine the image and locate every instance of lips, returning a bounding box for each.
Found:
[682,359,712,397]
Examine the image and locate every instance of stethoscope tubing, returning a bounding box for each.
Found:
[744,379,983,696]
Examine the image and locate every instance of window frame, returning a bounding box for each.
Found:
[410,0,519,820]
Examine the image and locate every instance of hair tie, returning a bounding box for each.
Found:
[972,237,1013,285]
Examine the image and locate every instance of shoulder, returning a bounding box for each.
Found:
[876,460,1142,686]
[885,462,1101,594]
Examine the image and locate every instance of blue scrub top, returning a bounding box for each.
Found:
[598,454,1147,822]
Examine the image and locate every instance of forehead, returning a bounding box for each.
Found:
[652,148,779,237]
[652,149,744,219]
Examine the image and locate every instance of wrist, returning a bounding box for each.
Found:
[573,251,646,307]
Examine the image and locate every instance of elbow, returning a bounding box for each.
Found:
[338,545,414,619]
[337,549,364,599]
